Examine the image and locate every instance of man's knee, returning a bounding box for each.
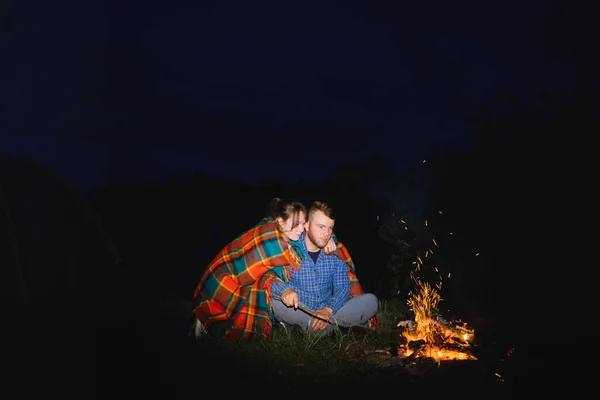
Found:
[364,293,379,313]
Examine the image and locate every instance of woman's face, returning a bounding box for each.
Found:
[279,211,306,241]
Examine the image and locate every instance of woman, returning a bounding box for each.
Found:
[191,197,314,340]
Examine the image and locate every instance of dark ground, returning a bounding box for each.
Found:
[102,300,517,399]
[7,291,593,400]
[106,300,598,400]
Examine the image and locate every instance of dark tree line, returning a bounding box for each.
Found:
[85,162,393,302]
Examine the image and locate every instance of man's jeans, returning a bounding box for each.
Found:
[272,293,379,335]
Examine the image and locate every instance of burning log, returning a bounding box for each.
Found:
[395,314,478,364]
[389,274,478,368]
[363,346,439,376]
[397,316,475,345]
[396,319,417,331]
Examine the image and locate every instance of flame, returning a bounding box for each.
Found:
[399,273,477,363]
[398,346,476,361]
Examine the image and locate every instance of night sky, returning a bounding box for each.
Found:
[1,0,593,192]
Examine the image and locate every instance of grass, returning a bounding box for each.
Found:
[192,322,388,379]
[95,294,514,399]
[176,298,414,381]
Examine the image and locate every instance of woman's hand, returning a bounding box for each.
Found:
[324,238,337,253]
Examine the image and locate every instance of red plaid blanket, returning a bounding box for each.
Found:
[192,217,302,340]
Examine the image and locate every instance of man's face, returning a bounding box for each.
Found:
[306,210,334,249]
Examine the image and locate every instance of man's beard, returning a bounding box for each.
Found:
[307,229,328,249]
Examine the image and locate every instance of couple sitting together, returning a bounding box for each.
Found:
[190,198,380,340]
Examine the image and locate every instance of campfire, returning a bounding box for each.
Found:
[395,273,477,364]
[367,213,483,374]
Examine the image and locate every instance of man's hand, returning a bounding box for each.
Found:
[323,238,337,253]
[281,288,299,309]
[312,307,333,331]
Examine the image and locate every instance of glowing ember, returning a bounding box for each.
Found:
[398,346,476,361]
[397,273,477,363]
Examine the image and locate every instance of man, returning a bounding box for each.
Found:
[266,201,379,335]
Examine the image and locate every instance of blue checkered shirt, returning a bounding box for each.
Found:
[270,232,351,313]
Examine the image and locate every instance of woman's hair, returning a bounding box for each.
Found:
[267,197,307,231]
